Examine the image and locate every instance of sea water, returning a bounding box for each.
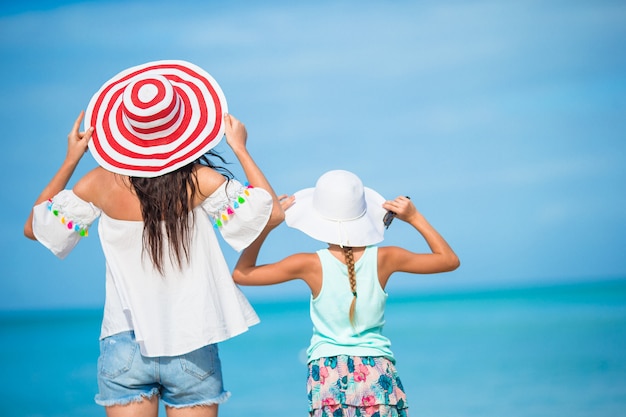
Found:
[1,279,625,417]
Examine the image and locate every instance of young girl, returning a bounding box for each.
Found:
[233,169,460,417]
[24,60,283,417]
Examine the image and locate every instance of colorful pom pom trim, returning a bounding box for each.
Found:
[47,199,90,237]
[211,182,254,229]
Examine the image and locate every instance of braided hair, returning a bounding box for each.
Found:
[342,246,358,327]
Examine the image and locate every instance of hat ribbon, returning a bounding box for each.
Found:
[316,207,367,223]
[317,208,366,248]
[337,220,349,248]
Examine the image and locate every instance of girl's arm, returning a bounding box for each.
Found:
[378,196,460,285]
[233,224,322,296]
[24,111,93,240]
[223,114,284,227]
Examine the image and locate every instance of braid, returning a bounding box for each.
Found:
[342,246,357,327]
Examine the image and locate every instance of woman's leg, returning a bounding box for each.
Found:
[166,404,218,417]
[105,396,160,417]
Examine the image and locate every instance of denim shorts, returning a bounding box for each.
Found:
[95,331,230,408]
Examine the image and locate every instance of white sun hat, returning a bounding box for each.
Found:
[285,170,387,247]
[85,60,227,178]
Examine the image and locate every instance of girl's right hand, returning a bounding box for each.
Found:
[264,194,294,229]
[280,194,295,212]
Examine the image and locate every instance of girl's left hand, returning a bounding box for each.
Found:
[383,196,417,223]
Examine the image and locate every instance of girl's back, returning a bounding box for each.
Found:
[309,246,394,362]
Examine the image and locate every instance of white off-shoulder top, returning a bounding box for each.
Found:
[32,179,272,357]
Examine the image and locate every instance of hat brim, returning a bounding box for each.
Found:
[285,186,387,246]
[85,60,227,177]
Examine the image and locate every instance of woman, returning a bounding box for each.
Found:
[24,60,283,417]
[233,169,460,417]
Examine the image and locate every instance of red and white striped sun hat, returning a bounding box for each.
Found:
[85,60,227,177]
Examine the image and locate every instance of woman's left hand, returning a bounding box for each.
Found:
[66,111,93,164]
[383,196,417,223]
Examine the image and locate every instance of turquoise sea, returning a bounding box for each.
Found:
[1,278,625,417]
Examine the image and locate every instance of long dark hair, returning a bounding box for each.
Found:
[130,150,232,274]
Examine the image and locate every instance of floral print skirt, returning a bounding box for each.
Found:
[307,355,409,417]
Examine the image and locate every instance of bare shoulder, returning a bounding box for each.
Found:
[73,167,114,204]
[377,245,410,274]
[283,252,322,296]
[377,245,404,260]
[283,252,320,270]
[193,165,227,200]
[378,243,459,277]
[275,252,322,283]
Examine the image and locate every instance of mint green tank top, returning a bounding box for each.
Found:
[307,246,395,363]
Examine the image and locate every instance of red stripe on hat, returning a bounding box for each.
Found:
[129,78,167,110]
[125,95,178,125]
[130,103,181,136]
[88,69,138,164]
[124,79,177,127]
[112,86,194,148]
[117,94,182,138]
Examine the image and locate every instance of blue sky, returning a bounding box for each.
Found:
[1,0,625,310]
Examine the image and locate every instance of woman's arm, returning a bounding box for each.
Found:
[24,111,93,240]
[223,114,284,227]
[378,196,460,285]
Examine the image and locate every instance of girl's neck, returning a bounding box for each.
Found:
[327,244,366,250]
[326,244,366,264]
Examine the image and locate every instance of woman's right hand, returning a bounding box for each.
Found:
[223,113,248,154]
